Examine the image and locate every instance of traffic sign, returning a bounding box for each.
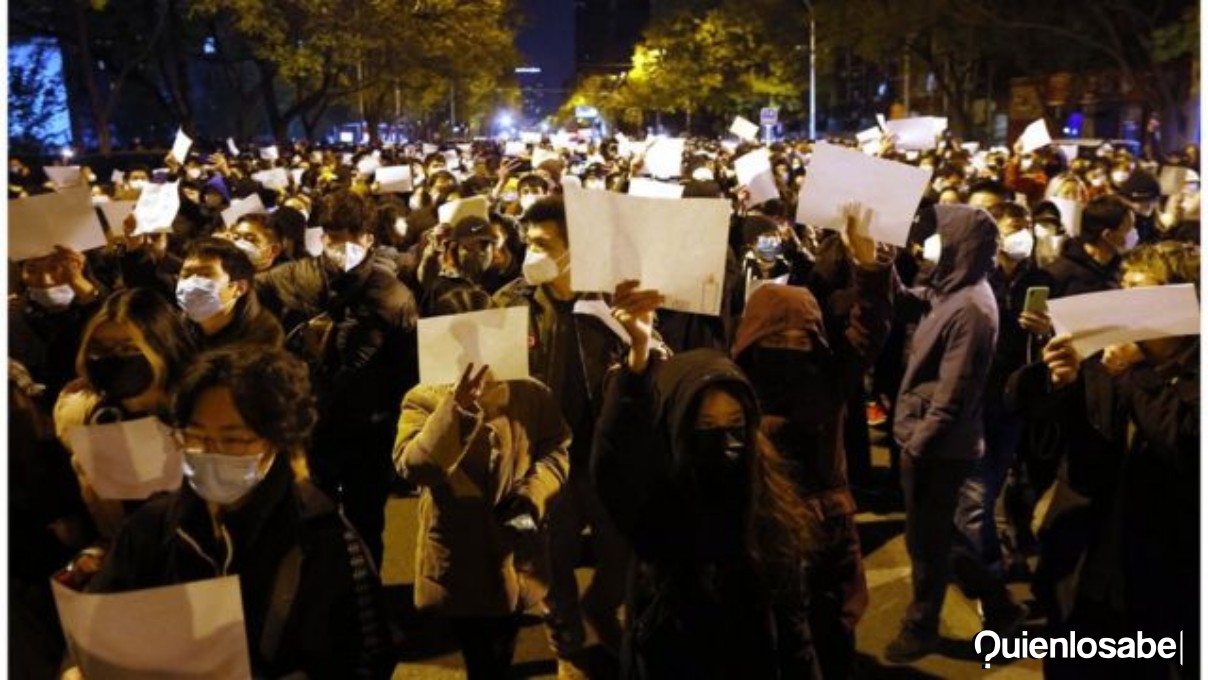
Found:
[760,107,779,126]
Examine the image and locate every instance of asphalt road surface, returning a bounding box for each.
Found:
[383,433,1044,679]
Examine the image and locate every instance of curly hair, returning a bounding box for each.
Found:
[171,345,318,456]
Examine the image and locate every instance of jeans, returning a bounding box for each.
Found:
[952,411,1023,586]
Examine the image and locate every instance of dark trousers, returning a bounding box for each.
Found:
[900,454,974,633]
[449,615,523,680]
[312,418,395,566]
[807,513,869,680]
[544,466,630,656]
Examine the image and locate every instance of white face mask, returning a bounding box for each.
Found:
[585,179,607,190]
[325,241,368,272]
[502,190,519,204]
[393,217,409,238]
[29,284,76,310]
[183,450,270,505]
[1000,229,1034,262]
[922,233,943,264]
[233,238,262,262]
[186,168,202,180]
[1020,159,1035,172]
[1117,226,1140,254]
[522,249,565,285]
[129,179,148,191]
[176,275,229,323]
[1111,170,1131,185]
[519,195,539,211]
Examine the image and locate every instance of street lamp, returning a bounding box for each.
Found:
[801,0,817,140]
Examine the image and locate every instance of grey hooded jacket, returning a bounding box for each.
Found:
[893,205,1000,460]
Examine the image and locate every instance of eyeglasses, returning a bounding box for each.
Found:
[172,428,264,455]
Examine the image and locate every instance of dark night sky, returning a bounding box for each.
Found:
[515,0,651,121]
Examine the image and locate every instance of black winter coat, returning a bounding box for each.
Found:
[89,455,391,678]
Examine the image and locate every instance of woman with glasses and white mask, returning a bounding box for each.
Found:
[81,345,392,679]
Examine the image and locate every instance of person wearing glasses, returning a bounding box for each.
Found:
[81,345,392,678]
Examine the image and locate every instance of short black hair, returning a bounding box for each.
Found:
[987,202,1029,223]
[967,179,1011,202]
[1080,194,1131,242]
[184,237,255,282]
[522,196,567,243]
[172,345,318,454]
[316,189,370,236]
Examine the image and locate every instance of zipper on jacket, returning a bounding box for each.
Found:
[176,524,235,576]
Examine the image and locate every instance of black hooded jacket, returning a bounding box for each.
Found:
[591,350,819,680]
[893,205,1000,460]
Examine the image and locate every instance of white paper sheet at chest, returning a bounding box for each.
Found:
[563,184,730,316]
[1047,284,1201,358]
[52,576,251,680]
[65,416,183,500]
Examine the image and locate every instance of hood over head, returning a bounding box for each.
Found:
[731,283,830,361]
[653,349,760,473]
[928,204,999,294]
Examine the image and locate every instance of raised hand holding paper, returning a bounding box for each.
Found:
[221,194,266,226]
[1048,284,1200,358]
[438,195,490,226]
[375,166,413,193]
[97,200,137,233]
[259,145,279,161]
[9,186,108,261]
[417,306,530,385]
[170,128,193,165]
[730,116,761,142]
[1018,118,1052,154]
[563,184,729,316]
[795,142,931,247]
[884,117,946,150]
[132,181,180,234]
[644,138,686,178]
[226,137,239,156]
[734,148,779,206]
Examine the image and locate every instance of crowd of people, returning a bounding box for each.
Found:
[8,123,1201,679]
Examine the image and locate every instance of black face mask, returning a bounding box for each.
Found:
[85,354,155,400]
[459,247,493,281]
[691,426,747,492]
[747,347,822,417]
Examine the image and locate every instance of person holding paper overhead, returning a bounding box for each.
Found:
[731,207,894,680]
[885,204,1024,662]
[1010,241,1200,678]
[85,346,391,678]
[591,284,820,679]
[493,196,648,672]
[394,363,570,679]
[254,190,419,565]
